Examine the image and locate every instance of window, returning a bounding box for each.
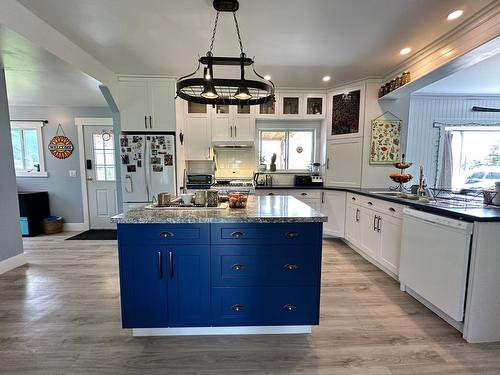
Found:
[258,127,317,170]
[444,127,500,190]
[93,132,115,181]
[10,122,46,177]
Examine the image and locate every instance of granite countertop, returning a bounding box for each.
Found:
[256,185,500,222]
[111,196,328,224]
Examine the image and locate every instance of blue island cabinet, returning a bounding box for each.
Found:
[116,221,323,332]
[117,224,211,328]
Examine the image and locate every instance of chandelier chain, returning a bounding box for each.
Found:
[209,11,220,53]
[232,12,244,54]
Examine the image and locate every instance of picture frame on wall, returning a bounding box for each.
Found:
[331,90,361,136]
[369,116,402,164]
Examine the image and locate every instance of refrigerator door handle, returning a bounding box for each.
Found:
[149,116,152,129]
[144,116,147,129]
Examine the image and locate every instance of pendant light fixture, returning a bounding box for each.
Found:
[176,0,275,106]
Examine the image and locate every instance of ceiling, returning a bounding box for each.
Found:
[0,26,107,107]
[416,52,500,95]
[16,0,492,88]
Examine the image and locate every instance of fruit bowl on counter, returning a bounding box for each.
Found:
[228,191,249,209]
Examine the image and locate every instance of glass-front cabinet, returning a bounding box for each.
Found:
[304,94,326,118]
[256,95,279,118]
[281,95,301,117]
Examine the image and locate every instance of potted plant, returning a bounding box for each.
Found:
[270,153,277,172]
[258,155,267,172]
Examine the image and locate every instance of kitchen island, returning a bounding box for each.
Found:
[111,195,327,336]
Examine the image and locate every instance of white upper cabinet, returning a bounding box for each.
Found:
[211,104,255,143]
[119,78,176,132]
[255,95,279,119]
[327,86,364,140]
[183,101,212,160]
[280,93,302,118]
[324,138,362,187]
[303,94,326,119]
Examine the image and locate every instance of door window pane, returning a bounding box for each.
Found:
[93,132,115,181]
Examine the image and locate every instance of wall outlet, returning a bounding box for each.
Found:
[69,170,77,177]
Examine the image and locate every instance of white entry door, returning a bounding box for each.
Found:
[84,126,117,229]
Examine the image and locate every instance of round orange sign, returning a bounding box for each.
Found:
[48,135,74,159]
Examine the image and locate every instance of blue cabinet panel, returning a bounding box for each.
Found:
[211,223,322,245]
[118,224,210,245]
[211,245,321,287]
[211,286,320,326]
[167,245,211,327]
[118,246,168,328]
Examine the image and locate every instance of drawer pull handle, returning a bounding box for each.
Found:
[284,304,297,311]
[286,231,300,238]
[231,231,244,238]
[284,263,299,270]
[268,192,275,196]
[160,231,174,238]
[231,304,245,312]
[367,201,373,206]
[300,193,308,196]
[351,197,356,201]
[389,207,396,212]
[231,263,244,270]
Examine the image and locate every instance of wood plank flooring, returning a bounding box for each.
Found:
[1,233,499,374]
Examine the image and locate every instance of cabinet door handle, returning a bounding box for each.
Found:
[283,304,297,311]
[284,263,299,270]
[157,251,163,279]
[234,125,237,138]
[268,192,275,196]
[321,191,324,204]
[231,263,244,270]
[377,217,382,232]
[286,231,300,238]
[208,147,211,159]
[367,201,373,206]
[144,116,148,129]
[300,192,308,196]
[231,304,245,312]
[168,251,174,280]
[230,125,233,138]
[389,207,396,212]
[149,115,152,129]
[351,197,356,201]
[326,158,330,169]
[231,231,244,238]
[373,215,378,231]
[159,231,174,238]
[355,208,360,222]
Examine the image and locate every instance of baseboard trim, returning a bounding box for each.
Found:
[63,223,88,231]
[0,253,28,275]
[132,325,312,337]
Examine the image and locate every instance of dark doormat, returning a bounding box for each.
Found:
[66,229,117,240]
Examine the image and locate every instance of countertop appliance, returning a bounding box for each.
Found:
[186,174,214,190]
[294,175,323,187]
[120,132,176,211]
[399,208,473,323]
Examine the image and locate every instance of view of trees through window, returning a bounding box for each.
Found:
[451,129,500,190]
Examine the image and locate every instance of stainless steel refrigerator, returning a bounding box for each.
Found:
[119,132,176,211]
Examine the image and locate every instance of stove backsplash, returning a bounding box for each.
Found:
[214,147,255,179]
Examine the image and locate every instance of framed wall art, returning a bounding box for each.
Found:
[369,112,402,164]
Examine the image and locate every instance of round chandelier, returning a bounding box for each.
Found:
[176,0,275,106]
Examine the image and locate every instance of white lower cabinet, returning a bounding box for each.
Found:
[344,194,403,278]
[320,191,346,237]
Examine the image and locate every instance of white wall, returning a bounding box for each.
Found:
[406,95,500,186]
[0,69,23,263]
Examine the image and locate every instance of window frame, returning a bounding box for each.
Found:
[10,121,47,177]
[257,122,320,172]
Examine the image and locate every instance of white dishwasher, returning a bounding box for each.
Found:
[399,208,473,322]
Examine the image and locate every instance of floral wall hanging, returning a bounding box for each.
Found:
[369,114,402,164]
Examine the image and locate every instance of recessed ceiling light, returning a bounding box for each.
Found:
[447,10,463,21]
[400,47,412,55]
[322,76,331,82]
[264,75,271,80]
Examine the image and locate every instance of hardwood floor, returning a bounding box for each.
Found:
[1,233,499,374]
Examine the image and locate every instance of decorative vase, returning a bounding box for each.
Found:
[270,163,276,172]
[258,163,267,172]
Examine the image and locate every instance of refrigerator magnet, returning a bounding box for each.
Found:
[165,154,173,166]
[137,160,142,168]
[127,165,136,173]
[121,154,129,164]
[120,137,128,147]
[153,165,163,172]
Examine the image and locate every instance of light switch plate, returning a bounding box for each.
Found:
[69,170,77,177]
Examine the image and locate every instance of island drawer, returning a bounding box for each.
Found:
[211,223,322,245]
[211,286,320,326]
[211,245,321,287]
[118,224,210,245]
